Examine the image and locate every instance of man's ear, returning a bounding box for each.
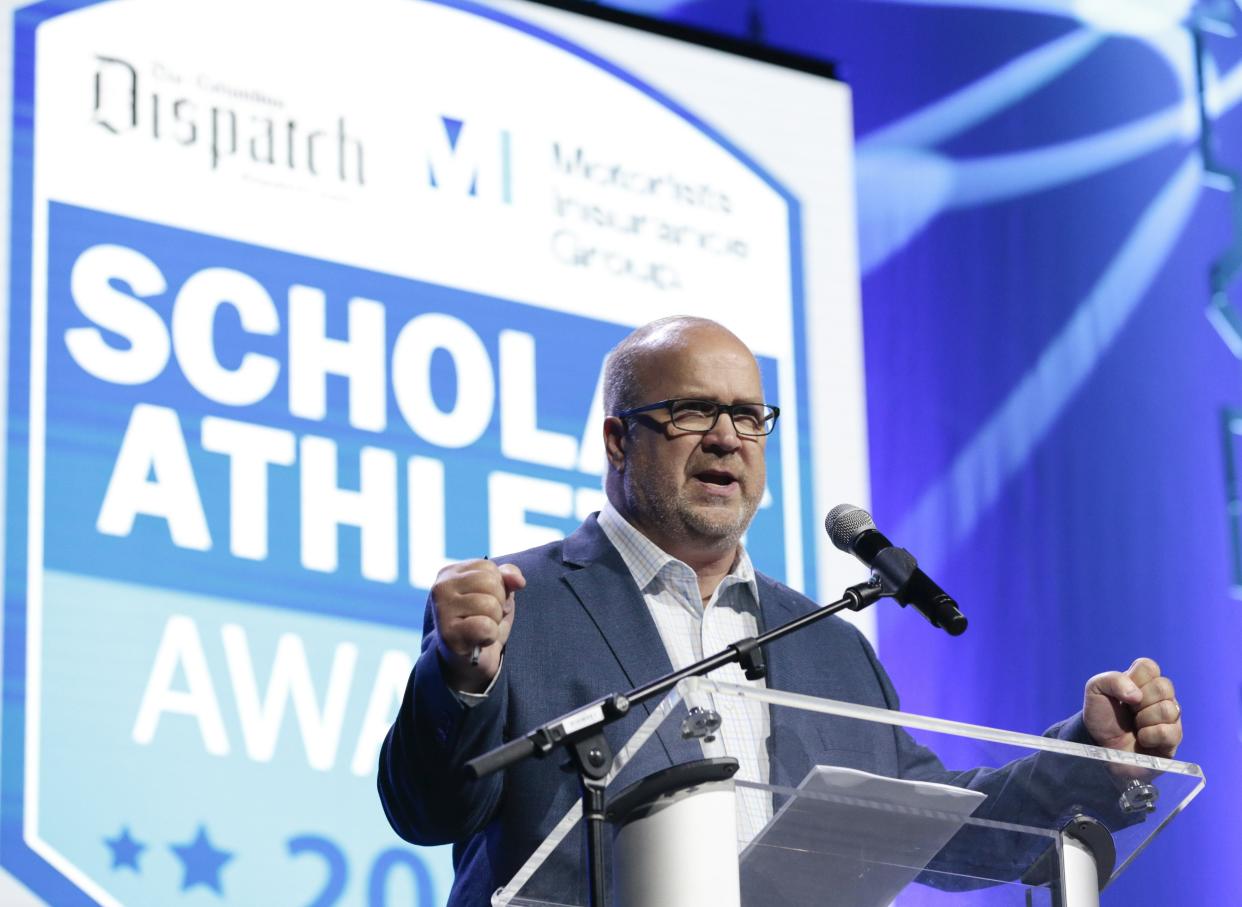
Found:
[603,416,627,471]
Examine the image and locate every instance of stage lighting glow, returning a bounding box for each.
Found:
[896,153,1203,569]
[1071,0,1193,34]
[861,29,1101,151]
[855,148,953,273]
[871,0,1191,35]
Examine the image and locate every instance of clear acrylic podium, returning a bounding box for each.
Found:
[494,677,1204,907]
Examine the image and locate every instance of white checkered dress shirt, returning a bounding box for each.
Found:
[596,502,772,844]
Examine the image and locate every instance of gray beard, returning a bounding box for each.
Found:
[680,499,753,546]
[624,479,758,552]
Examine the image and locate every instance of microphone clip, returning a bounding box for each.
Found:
[870,546,969,636]
[870,546,919,597]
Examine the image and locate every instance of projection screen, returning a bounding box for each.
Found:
[0,1,867,903]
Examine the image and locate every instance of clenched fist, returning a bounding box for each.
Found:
[432,559,525,694]
[1082,657,1183,761]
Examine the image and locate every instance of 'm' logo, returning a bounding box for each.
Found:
[426,115,512,203]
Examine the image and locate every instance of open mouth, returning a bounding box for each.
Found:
[694,470,738,487]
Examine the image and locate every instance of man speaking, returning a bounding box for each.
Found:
[378,316,1183,904]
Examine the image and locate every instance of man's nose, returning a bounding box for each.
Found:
[701,412,743,451]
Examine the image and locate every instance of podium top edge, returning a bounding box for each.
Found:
[678,677,1204,779]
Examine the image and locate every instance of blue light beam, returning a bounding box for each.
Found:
[858,56,1240,271]
[861,29,1103,150]
[893,152,1204,570]
[868,0,1192,37]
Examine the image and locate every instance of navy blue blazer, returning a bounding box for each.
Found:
[378,516,1096,905]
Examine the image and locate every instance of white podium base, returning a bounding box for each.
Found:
[611,770,740,907]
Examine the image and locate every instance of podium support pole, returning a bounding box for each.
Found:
[1059,835,1100,907]
[1058,815,1114,907]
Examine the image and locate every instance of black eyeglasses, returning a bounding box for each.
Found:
[615,398,780,437]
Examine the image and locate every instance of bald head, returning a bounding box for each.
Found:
[603,316,757,417]
[600,316,768,567]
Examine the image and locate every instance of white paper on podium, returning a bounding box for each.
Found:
[738,766,987,907]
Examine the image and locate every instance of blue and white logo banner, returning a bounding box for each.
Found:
[4,1,862,903]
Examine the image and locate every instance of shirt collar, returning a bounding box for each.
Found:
[597,500,758,604]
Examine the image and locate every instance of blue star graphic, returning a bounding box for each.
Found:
[170,824,233,895]
[103,826,145,871]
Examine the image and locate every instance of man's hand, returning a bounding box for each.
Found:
[1082,657,1183,760]
[431,559,525,694]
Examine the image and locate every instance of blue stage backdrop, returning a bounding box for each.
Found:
[601,0,1242,904]
[0,1,872,904]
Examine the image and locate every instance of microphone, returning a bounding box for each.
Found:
[825,504,967,636]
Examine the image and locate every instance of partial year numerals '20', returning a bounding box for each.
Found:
[288,835,436,907]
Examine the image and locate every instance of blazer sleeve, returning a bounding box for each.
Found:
[851,627,1137,884]
[377,595,509,846]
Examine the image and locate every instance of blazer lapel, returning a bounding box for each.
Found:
[755,575,824,788]
[755,574,805,696]
[560,517,699,767]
